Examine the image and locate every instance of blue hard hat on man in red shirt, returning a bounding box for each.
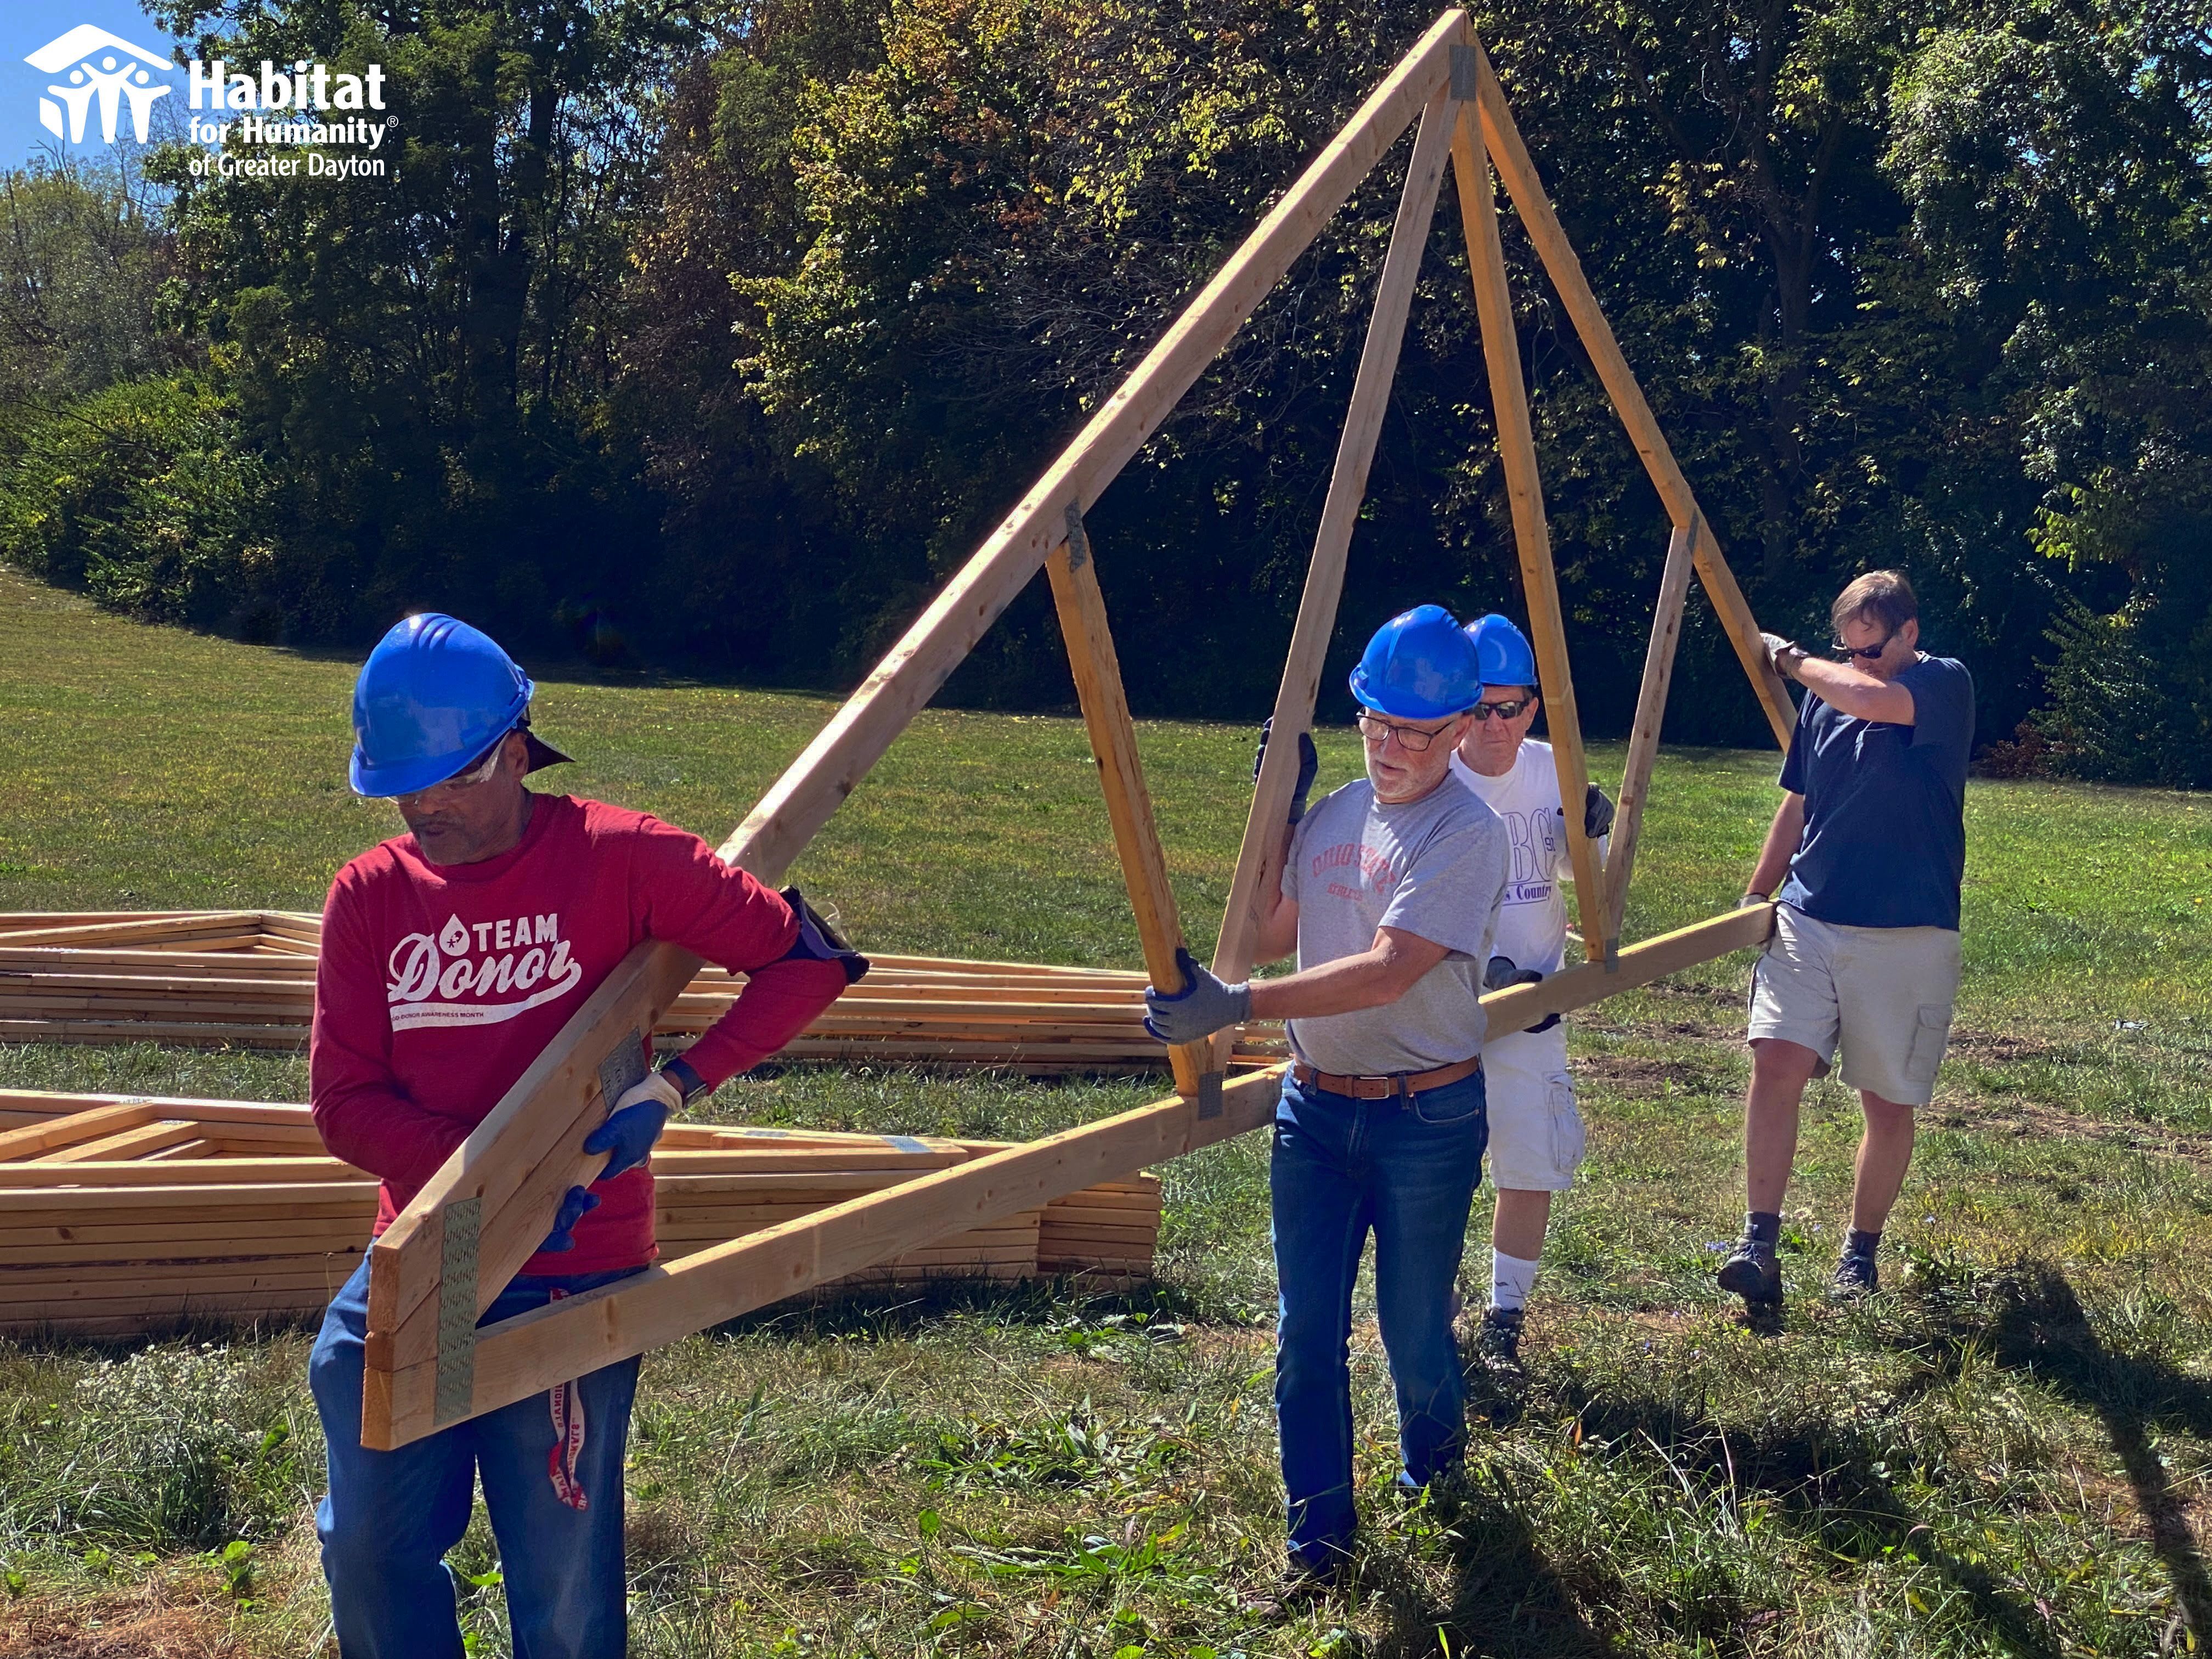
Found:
[1466,613,1538,689]
[1348,604,1482,720]
[349,613,573,798]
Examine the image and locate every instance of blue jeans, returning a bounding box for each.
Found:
[1271,1067,1487,1569]
[308,1258,645,1659]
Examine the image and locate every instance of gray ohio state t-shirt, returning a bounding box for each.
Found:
[1278,775,1508,1076]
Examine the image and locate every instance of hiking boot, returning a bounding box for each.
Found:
[1716,1237,1782,1305]
[1476,1305,1525,1367]
[1830,1246,1879,1301]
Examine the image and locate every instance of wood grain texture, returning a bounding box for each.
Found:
[1604,520,1697,948]
[1043,512,1205,1094]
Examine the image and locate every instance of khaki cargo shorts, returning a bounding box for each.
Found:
[1480,1024,1585,1192]
[1747,905,1962,1107]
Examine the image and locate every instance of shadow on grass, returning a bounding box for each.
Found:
[0,1308,321,1361]
[1372,1487,1616,1659]
[1901,1258,2212,1639]
[702,1271,1217,1343]
[1523,1367,2067,1657]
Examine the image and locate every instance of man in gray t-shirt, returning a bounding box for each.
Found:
[1278,769,1504,1074]
[1143,603,1508,1586]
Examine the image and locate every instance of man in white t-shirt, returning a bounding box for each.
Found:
[1448,614,1613,1367]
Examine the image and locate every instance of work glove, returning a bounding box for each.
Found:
[1758,632,1802,679]
[1484,953,1559,1034]
[1143,945,1252,1045]
[1485,954,1544,993]
[583,1071,678,1182]
[540,1185,600,1254]
[1583,782,1616,839]
[780,885,870,984]
[1738,891,1771,909]
[1254,718,1321,825]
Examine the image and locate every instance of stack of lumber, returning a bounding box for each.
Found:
[0,1090,1161,1339]
[0,912,1284,1074]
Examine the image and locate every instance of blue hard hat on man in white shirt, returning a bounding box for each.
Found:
[1466,613,1538,689]
[349,613,573,798]
[1348,604,1483,720]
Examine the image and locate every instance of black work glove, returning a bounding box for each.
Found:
[1584,782,1616,839]
[1254,718,1320,825]
[779,885,870,984]
[1485,954,1544,993]
[1484,953,1559,1033]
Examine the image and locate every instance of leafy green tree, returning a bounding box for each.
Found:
[1884,0,2212,779]
[143,0,684,645]
[0,155,188,438]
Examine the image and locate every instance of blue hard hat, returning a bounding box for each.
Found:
[1347,605,1482,720]
[1466,613,1538,688]
[349,613,572,797]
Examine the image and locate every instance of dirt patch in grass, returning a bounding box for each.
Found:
[0,1592,241,1659]
[1927,1094,2212,1167]
[1946,1028,2065,1067]
[1576,1050,1720,1092]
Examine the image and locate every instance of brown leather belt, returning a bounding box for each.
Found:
[1291,1054,1482,1101]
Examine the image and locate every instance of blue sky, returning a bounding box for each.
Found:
[1,2,192,172]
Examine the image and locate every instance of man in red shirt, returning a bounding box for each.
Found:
[308,613,856,1658]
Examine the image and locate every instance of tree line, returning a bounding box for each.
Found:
[0,0,2205,782]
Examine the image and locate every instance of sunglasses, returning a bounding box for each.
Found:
[1830,631,1896,661]
[1471,697,1534,722]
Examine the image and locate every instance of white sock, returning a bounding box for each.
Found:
[1490,1250,1540,1312]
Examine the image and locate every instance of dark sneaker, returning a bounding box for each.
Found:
[1476,1305,1525,1366]
[1830,1248,1879,1301]
[1717,1238,1782,1305]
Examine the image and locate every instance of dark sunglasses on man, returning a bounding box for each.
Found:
[1830,633,1894,661]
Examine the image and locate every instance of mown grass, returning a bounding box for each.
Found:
[1,570,2209,1657]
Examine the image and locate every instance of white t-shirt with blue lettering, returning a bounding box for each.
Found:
[1447,740,1603,975]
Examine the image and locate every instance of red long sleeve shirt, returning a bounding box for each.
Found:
[309,793,849,1274]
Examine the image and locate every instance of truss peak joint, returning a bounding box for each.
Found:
[1449,45,1479,104]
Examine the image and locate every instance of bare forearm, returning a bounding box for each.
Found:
[1747,795,1804,898]
[1786,656,1914,724]
[1251,823,1299,964]
[1248,947,1412,1020]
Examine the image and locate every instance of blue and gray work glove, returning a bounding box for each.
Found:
[1583,783,1616,840]
[1254,718,1320,825]
[542,1058,698,1252]
[1143,945,1252,1046]
[1485,953,1559,1034]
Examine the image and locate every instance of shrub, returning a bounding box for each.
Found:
[2022,583,2212,788]
[0,376,281,636]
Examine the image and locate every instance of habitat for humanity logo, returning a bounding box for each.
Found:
[26,24,171,144]
[23,21,391,180]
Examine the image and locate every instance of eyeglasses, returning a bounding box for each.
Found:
[1471,697,1534,723]
[1356,712,1457,752]
[1830,633,1895,661]
[396,734,507,803]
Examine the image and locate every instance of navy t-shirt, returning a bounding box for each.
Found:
[1776,654,1974,930]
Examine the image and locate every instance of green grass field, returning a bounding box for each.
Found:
[1,568,2209,1658]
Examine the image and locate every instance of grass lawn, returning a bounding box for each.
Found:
[1,567,2209,1657]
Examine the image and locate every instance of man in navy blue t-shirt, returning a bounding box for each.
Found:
[1717,570,1974,1307]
